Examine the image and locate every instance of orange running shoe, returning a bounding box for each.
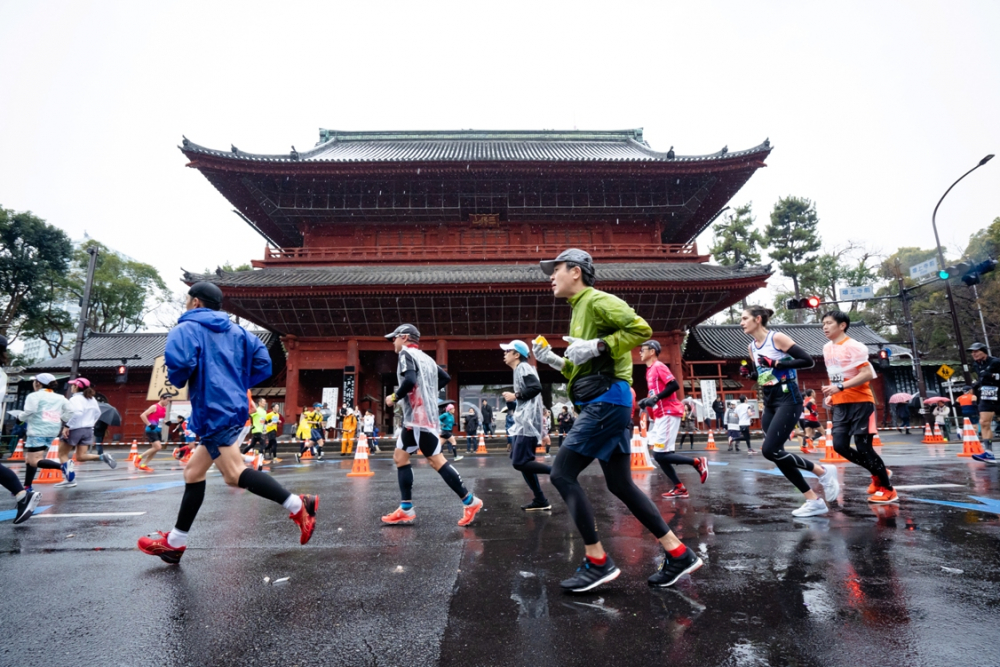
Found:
[135,461,154,473]
[866,469,892,494]
[381,507,416,525]
[290,494,318,544]
[868,487,898,504]
[457,496,483,527]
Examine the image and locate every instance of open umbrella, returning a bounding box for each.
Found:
[888,392,913,404]
[97,403,122,426]
[924,396,951,405]
[910,391,938,408]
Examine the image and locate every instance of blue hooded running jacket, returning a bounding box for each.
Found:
[165,308,272,438]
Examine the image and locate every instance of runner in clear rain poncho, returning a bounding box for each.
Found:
[501,340,552,511]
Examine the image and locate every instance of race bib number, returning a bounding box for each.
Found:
[42,409,61,423]
[826,363,844,384]
[981,386,998,401]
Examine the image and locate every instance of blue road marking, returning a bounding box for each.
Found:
[103,480,187,494]
[0,505,52,522]
[707,461,729,466]
[742,467,818,479]
[910,495,1000,515]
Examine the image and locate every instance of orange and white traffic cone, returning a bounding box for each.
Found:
[299,439,314,460]
[820,428,847,463]
[535,438,546,454]
[630,426,655,471]
[34,439,65,484]
[9,439,24,461]
[921,423,935,444]
[958,418,985,457]
[705,430,717,451]
[476,430,488,454]
[127,440,139,462]
[932,423,947,443]
[348,433,375,477]
[871,428,883,448]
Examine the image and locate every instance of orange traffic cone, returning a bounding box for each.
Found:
[820,430,848,463]
[640,414,648,439]
[348,433,375,477]
[476,430,488,454]
[630,426,655,471]
[127,440,139,462]
[872,428,882,447]
[958,418,985,457]
[34,439,65,484]
[705,430,717,451]
[535,439,546,454]
[9,439,24,461]
[932,423,947,443]
[921,423,935,444]
[299,440,314,460]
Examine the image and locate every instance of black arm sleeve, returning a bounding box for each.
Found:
[775,344,815,370]
[654,379,680,402]
[395,369,418,398]
[516,373,542,401]
[437,365,452,388]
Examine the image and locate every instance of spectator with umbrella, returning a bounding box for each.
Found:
[889,393,912,434]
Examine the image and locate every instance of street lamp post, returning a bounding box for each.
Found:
[930,154,994,385]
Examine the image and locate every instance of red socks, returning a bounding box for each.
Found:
[667,544,688,559]
[587,553,607,566]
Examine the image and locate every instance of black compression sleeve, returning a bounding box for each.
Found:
[654,379,679,401]
[395,368,418,398]
[517,373,542,401]
[775,344,815,370]
[437,365,452,388]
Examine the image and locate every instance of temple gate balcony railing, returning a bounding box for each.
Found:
[251,243,706,267]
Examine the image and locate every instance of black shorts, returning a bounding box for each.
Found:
[801,420,820,429]
[146,428,163,443]
[397,428,442,457]
[267,432,278,445]
[831,402,876,437]
[440,430,454,440]
[978,400,997,414]
[510,435,538,467]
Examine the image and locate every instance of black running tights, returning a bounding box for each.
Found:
[761,404,815,493]
[0,463,23,495]
[513,461,551,501]
[550,446,669,545]
[653,452,697,486]
[832,432,891,489]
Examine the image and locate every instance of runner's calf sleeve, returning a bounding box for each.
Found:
[175,480,206,532]
[24,465,37,487]
[397,464,414,502]
[36,459,61,469]
[436,463,469,500]
[0,464,24,495]
[237,468,292,505]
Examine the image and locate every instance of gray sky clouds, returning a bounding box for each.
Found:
[1,1,997,304]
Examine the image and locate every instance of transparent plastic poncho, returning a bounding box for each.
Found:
[510,362,544,439]
[398,347,441,435]
[823,338,875,384]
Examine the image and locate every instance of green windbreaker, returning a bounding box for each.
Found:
[251,406,266,434]
[561,287,652,393]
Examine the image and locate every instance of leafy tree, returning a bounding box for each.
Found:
[0,206,73,338]
[75,240,170,333]
[801,242,882,312]
[765,196,823,322]
[710,203,765,320]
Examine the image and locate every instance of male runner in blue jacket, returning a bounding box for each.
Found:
[137,282,317,563]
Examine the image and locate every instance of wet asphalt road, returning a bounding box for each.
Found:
[1,434,998,667]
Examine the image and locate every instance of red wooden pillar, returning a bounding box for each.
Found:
[282,335,300,426]
[436,339,458,404]
[663,330,686,399]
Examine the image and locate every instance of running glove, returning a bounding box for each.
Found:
[532,339,565,371]
[562,337,602,365]
[637,397,656,409]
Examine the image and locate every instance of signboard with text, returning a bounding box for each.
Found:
[909,258,938,280]
[147,355,188,401]
[838,285,875,301]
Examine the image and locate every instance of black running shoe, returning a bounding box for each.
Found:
[13,490,41,525]
[647,547,703,588]
[521,498,552,511]
[560,556,621,593]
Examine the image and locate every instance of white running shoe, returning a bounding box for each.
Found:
[54,479,77,488]
[792,498,828,517]
[818,465,840,503]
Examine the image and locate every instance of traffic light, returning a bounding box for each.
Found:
[940,261,969,282]
[961,258,997,286]
[115,365,128,384]
[938,269,950,280]
[786,296,821,310]
[877,347,891,370]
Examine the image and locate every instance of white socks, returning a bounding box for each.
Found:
[283,494,303,515]
[167,528,188,549]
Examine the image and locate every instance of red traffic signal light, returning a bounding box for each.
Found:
[786,296,822,310]
[115,365,128,384]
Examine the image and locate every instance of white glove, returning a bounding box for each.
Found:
[563,337,602,365]
[532,338,565,371]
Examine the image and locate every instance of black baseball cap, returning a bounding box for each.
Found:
[385,323,420,340]
[540,248,596,283]
[968,342,988,353]
[188,282,223,310]
[641,340,661,354]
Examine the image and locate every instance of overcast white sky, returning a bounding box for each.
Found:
[2,1,998,310]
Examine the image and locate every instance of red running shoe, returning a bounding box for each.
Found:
[457,496,483,527]
[662,486,689,499]
[381,507,416,525]
[694,457,709,484]
[866,469,892,495]
[135,460,154,473]
[137,531,185,564]
[290,494,318,545]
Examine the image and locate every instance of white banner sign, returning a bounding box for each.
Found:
[839,285,874,301]
[909,258,938,279]
[700,380,717,424]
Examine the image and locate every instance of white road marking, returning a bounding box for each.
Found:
[34,512,147,518]
[892,484,964,490]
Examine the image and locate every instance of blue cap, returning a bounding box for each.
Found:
[500,340,530,358]
[313,403,323,408]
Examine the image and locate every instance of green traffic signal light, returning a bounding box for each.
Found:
[938,270,949,280]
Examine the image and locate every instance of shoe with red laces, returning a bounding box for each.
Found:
[290,494,318,545]
[662,486,689,499]
[381,507,416,525]
[137,531,185,564]
[457,496,483,527]
[868,487,898,504]
[866,469,893,495]
[694,457,709,484]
